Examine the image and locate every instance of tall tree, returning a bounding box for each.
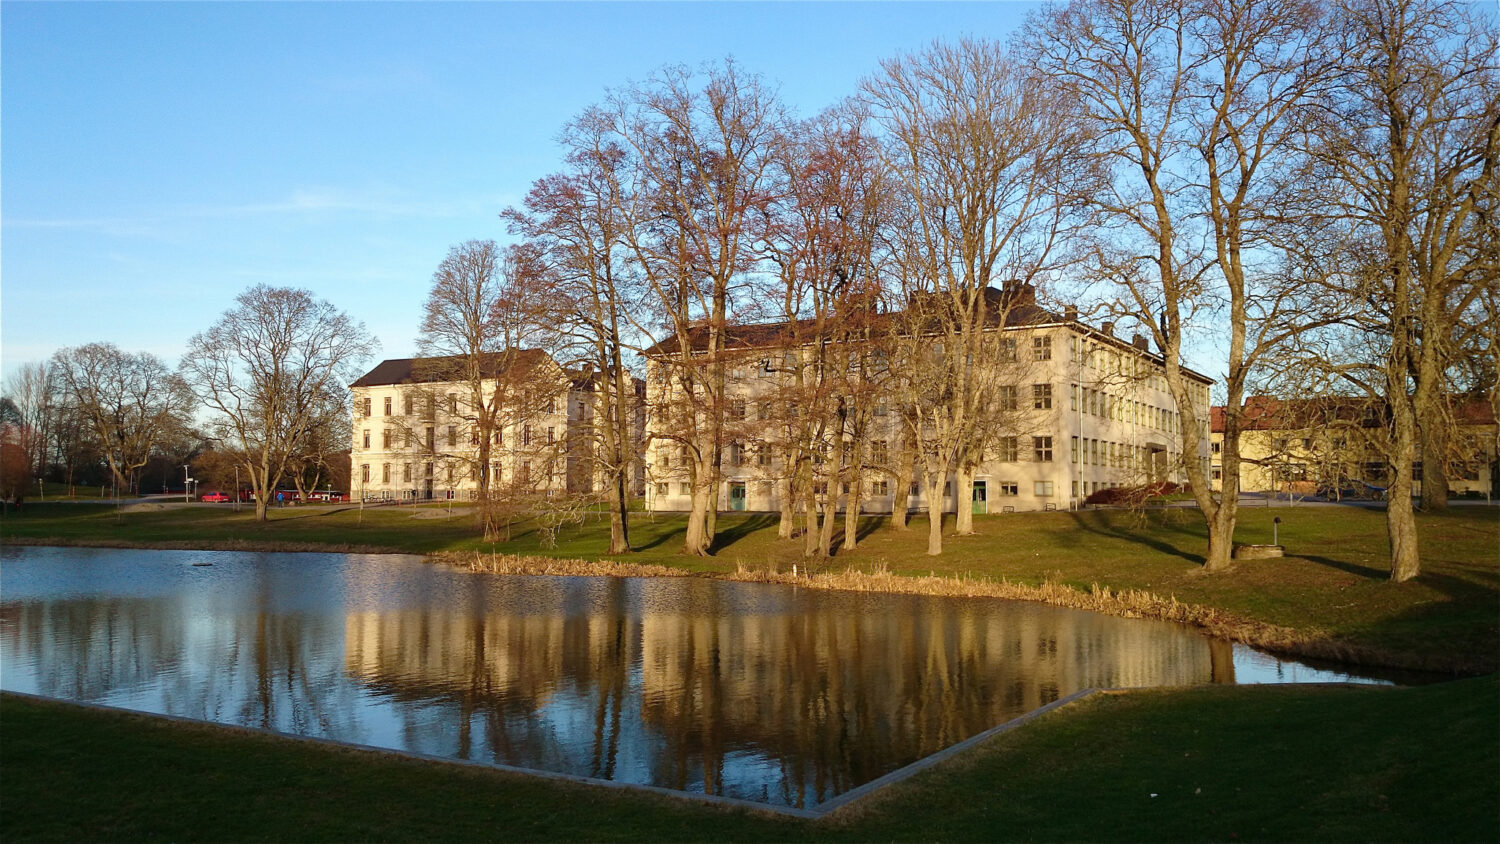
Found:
[863,38,1077,555]
[50,343,194,492]
[2,362,56,478]
[1292,0,1496,579]
[413,240,558,540]
[1027,0,1335,571]
[181,285,376,522]
[506,111,643,555]
[609,60,787,556]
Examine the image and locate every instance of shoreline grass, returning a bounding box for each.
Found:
[4,502,1496,674]
[4,674,1495,842]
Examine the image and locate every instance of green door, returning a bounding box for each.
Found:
[729,482,747,511]
[972,480,988,515]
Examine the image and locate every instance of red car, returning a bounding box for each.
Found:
[200,492,232,503]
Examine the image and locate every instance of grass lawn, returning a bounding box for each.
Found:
[3,673,1495,842]
[3,500,1495,671]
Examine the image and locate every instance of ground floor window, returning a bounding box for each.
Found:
[1034,481,1054,496]
[998,482,1018,496]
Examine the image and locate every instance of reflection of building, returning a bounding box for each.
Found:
[1210,396,1497,497]
[642,284,1213,514]
[338,574,1224,806]
[348,352,645,502]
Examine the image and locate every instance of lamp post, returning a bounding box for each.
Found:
[1273,516,1282,547]
[183,465,190,503]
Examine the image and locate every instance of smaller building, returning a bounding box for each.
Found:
[348,352,643,503]
[1209,395,1496,499]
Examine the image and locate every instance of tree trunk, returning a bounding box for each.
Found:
[1388,396,1422,582]
[890,428,914,531]
[609,470,630,554]
[683,478,712,556]
[954,464,974,535]
[842,474,861,552]
[1418,430,1449,513]
[777,469,797,539]
[925,476,944,556]
[803,488,820,558]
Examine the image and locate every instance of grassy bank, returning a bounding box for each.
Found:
[3,501,1496,672]
[4,674,1495,842]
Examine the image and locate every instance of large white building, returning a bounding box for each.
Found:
[348,352,640,502]
[642,285,1213,515]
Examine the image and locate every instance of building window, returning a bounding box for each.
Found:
[1032,384,1052,410]
[1035,480,1054,496]
[360,464,370,483]
[757,401,771,421]
[871,480,889,496]
[729,398,746,421]
[382,430,392,449]
[1211,441,1221,454]
[360,398,371,417]
[447,425,457,447]
[381,463,390,484]
[656,482,668,497]
[871,440,889,464]
[425,427,435,450]
[873,401,888,417]
[757,448,772,467]
[382,396,392,416]
[547,426,556,444]
[997,436,1019,462]
[403,395,413,416]
[1033,335,1052,360]
[1071,436,1079,464]
[362,430,370,449]
[728,442,744,467]
[403,463,412,482]
[523,425,532,446]
[1033,436,1053,462]
[997,386,1018,412]
[998,481,1019,496]
[447,393,458,415]
[999,337,1017,361]
[679,482,692,495]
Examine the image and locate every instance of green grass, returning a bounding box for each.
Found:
[4,501,1495,670]
[4,674,1495,842]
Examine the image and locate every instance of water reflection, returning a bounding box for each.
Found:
[0,547,1375,808]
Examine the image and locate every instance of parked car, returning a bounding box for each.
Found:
[200,491,231,503]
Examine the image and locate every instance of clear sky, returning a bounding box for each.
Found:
[2,1,1046,383]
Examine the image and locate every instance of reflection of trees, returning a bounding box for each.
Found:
[2,599,187,701]
[2,551,1230,811]
[340,576,1219,808]
[2,560,366,744]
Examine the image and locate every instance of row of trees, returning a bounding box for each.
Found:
[2,287,374,522]
[457,0,1491,582]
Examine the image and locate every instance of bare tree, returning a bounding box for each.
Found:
[863,38,1078,555]
[2,362,55,479]
[1026,0,1337,571]
[50,343,195,493]
[609,60,787,556]
[1290,0,1496,579]
[181,285,376,522]
[411,240,561,540]
[505,111,643,555]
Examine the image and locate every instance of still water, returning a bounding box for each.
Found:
[0,546,1385,809]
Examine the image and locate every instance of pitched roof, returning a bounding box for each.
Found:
[1210,395,1496,433]
[350,350,553,388]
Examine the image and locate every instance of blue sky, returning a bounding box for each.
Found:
[2,2,1042,382]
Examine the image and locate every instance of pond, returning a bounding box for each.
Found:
[0,546,1389,810]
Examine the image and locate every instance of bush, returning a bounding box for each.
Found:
[1084,481,1180,506]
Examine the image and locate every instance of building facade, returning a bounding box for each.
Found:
[1210,396,1498,499]
[642,288,1213,515]
[348,352,641,502]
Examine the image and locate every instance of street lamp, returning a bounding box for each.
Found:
[183,465,190,503]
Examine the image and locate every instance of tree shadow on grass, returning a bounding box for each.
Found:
[708,513,778,554]
[1062,510,1206,565]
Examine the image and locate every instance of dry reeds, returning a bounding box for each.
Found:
[431,550,690,579]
